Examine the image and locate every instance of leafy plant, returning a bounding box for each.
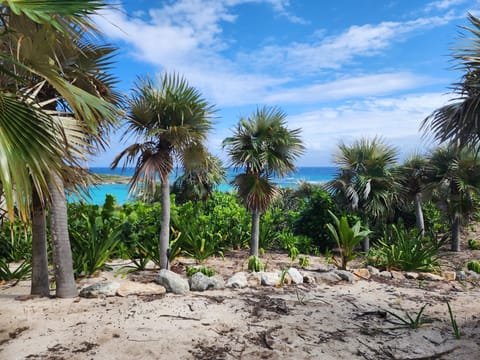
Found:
[278,268,288,286]
[326,210,371,270]
[298,256,310,268]
[185,265,216,277]
[366,225,444,272]
[386,304,429,329]
[0,221,32,262]
[468,239,480,250]
[446,300,461,339]
[0,259,32,282]
[248,255,264,272]
[467,260,480,274]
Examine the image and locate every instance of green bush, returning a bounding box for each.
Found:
[467,260,480,274]
[0,220,32,262]
[248,255,264,272]
[468,239,480,250]
[366,225,444,272]
[0,258,31,282]
[185,265,216,277]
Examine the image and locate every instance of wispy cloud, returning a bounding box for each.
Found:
[424,0,467,13]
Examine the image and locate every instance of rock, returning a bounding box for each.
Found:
[367,265,380,276]
[311,271,342,284]
[467,271,480,281]
[418,272,444,282]
[405,272,419,280]
[313,264,337,272]
[116,281,166,297]
[260,272,280,286]
[456,270,467,281]
[334,270,355,283]
[287,268,303,284]
[225,272,249,288]
[156,269,189,294]
[303,273,315,284]
[390,271,405,280]
[282,273,293,285]
[379,271,392,279]
[189,273,225,291]
[79,281,120,298]
[353,268,371,280]
[247,272,262,287]
[442,271,456,281]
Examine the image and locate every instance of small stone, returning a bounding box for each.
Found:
[156,269,189,294]
[225,272,249,289]
[442,271,456,281]
[311,271,342,284]
[287,268,304,284]
[334,270,355,283]
[353,268,371,280]
[247,272,262,287]
[379,271,392,279]
[390,270,405,280]
[456,270,467,281]
[189,272,224,292]
[467,271,480,281]
[418,272,444,282]
[405,272,419,280]
[303,274,315,284]
[314,264,337,272]
[116,281,166,297]
[282,273,293,285]
[367,265,380,276]
[79,281,120,298]
[260,272,280,286]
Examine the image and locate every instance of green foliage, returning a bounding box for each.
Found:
[386,304,429,329]
[446,300,461,339]
[366,225,444,272]
[467,260,480,273]
[248,255,264,272]
[326,210,372,270]
[185,265,216,277]
[298,256,310,268]
[0,220,32,262]
[468,238,480,250]
[423,201,449,234]
[0,259,31,282]
[293,188,339,251]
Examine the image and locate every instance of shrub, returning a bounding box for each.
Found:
[467,260,480,274]
[0,258,31,282]
[468,239,480,250]
[366,225,444,272]
[248,255,264,272]
[185,265,216,277]
[0,220,32,262]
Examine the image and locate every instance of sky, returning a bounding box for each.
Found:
[91,0,480,167]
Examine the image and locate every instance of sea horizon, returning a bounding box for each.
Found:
[76,166,337,206]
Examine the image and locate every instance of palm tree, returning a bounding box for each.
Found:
[428,145,480,251]
[326,137,399,251]
[396,154,432,237]
[222,106,304,257]
[112,73,215,269]
[422,13,480,150]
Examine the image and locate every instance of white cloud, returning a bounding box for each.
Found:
[424,0,467,13]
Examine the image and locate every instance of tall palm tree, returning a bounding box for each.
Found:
[428,145,480,251]
[222,106,304,257]
[422,13,480,150]
[112,73,215,269]
[326,136,399,251]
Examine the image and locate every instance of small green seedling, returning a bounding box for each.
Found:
[298,256,310,268]
[248,255,264,272]
[385,304,429,329]
[185,265,216,277]
[467,260,480,274]
[446,300,461,339]
[468,239,480,250]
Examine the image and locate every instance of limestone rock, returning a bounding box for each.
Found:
[314,264,337,272]
[456,270,467,281]
[260,272,280,286]
[405,272,419,280]
[353,268,371,280]
[189,273,225,291]
[303,273,315,284]
[116,281,166,297]
[311,271,342,284]
[79,281,120,298]
[156,269,189,294]
[379,271,392,279]
[247,272,262,287]
[334,269,355,283]
[418,272,444,282]
[225,272,249,289]
[367,265,380,276]
[442,271,456,281]
[390,270,405,280]
[287,268,303,284]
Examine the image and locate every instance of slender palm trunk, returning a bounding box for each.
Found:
[451,215,461,252]
[250,211,261,257]
[159,176,170,270]
[31,188,50,297]
[362,236,370,252]
[48,172,77,298]
[414,193,425,238]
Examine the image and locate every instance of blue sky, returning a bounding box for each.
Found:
[91,0,480,167]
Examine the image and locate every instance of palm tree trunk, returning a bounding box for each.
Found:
[31,187,50,297]
[159,176,170,270]
[414,193,425,238]
[250,211,261,257]
[451,215,461,252]
[362,236,370,252]
[48,172,77,298]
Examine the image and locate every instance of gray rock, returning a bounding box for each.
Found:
[334,269,355,283]
[405,272,419,280]
[260,271,280,286]
[225,272,249,289]
[313,264,337,272]
[303,273,315,284]
[189,273,225,291]
[287,268,304,284]
[156,269,189,294]
[467,271,480,281]
[367,265,380,275]
[79,281,120,298]
[390,270,405,280]
[311,271,342,284]
[116,281,166,297]
[456,270,467,281]
[418,272,444,282]
[379,271,392,279]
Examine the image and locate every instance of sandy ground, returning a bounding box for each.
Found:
[1,251,480,360]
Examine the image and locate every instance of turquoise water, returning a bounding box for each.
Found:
[79,167,336,206]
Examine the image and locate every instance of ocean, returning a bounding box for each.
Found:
[79,167,337,205]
